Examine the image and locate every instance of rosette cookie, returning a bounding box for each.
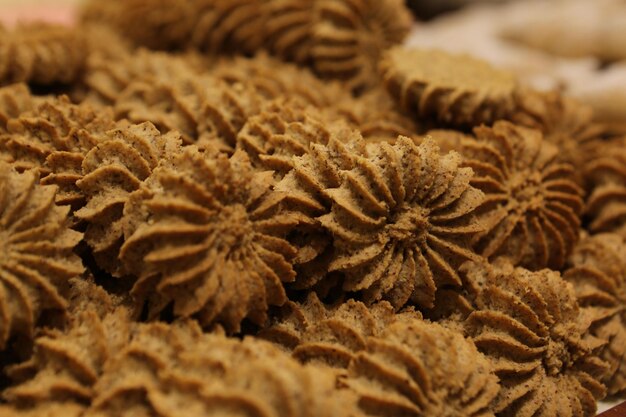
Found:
[0,24,86,87]
[462,121,584,270]
[381,48,517,127]
[236,99,333,177]
[0,95,115,211]
[75,122,183,277]
[0,84,36,134]
[84,321,358,417]
[584,136,626,238]
[81,0,195,50]
[318,137,484,309]
[312,0,413,93]
[0,164,83,351]
[3,279,132,412]
[210,53,349,109]
[433,258,609,417]
[346,320,500,417]
[120,148,297,332]
[564,233,626,395]
[260,293,417,368]
[509,89,607,173]
[114,71,264,152]
[261,294,500,417]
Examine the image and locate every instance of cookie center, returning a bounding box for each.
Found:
[216,205,252,253]
[386,205,429,245]
[509,170,543,209]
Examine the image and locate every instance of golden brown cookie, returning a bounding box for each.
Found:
[0,23,86,87]
[259,293,417,367]
[210,52,350,109]
[0,95,116,211]
[432,258,608,417]
[236,99,333,176]
[260,293,499,417]
[74,122,183,277]
[312,0,413,93]
[262,0,316,64]
[346,319,500,417]
[84,322,359,417]
[189,0,267,55]
[318,137,484,309]
[120,148,297,332]
[0,83,36,133]
[509,88,608,173]
[584,136,626,238]
[81,0,195,50]
[381,47,517,127]
[462,121,584,270]
[564,233,626,395]
[0,163,84,351]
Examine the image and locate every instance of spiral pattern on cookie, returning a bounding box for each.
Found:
[510,89,607,173]
[85,321,358,417]
[236,99,333,176]
[0,164,84,350]
[120,148,297,332]
[0,84,36,133]
[319,137,484,309]
[75,122,183,277]
[381,47,517,127]
[0,24,86,87]
[463,121,584,270]
[190,0,266,54]
[81,0,195,50]
[438,258,609,417]
[312,0,413,93]
[584,136,626,238]
[260,293,414,367]
[564,233,626,395]
[347,319,500,417]
[0,96,115,211]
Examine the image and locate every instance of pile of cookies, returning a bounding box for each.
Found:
[0,1,625,416]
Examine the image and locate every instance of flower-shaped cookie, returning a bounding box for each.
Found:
[3,279,132,410]
[312,0,413,93]
[0,23,86,86]
[236,99,332,176]
[584,136,626,238]
[510,89,607,172]
[435,258,609,417]
[0,95,115,211]
[381,47,517,127]
[85,321,358,417]
[75,122,182,276]
[120,148,297,332]
[564,233,626,395]
[81,0,195,50]
[463,121,584,270]
[0,163,83,350]
[261,293,500,417]
[319,137,484,309]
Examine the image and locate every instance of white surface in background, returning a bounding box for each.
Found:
[405,0,626,122]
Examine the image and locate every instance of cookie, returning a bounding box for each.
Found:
[0,163,84,351]
[119,148,298,332]
[318,137,484,309]
[74,122,183,277]
[0,23,86,87]
[435,258,608,417]
[381,47,517,127]
[462,121,584,270]
[564,233,626,395]
[312,0,413,93]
